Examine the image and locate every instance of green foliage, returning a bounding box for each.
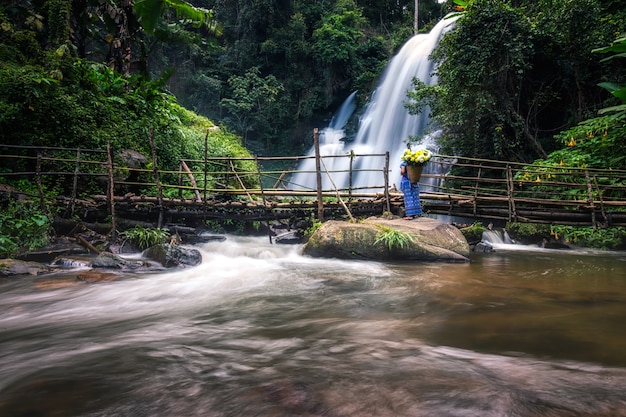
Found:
[220,67,285,145]
[506,222,551,245]
[550,225,626,250]
[423,0,536,160]
[513,34,626,201]
[459,221,485,243]
[134,0,221,35]
[416,0,625,163]
[119,225,170,250]
[0,200,52,258]
[0,50,257,196]
[303,216,323,238]
[374,225,413,251]
[594,36,626,115]
[312,2,366,64]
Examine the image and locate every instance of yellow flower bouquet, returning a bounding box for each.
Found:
[401,148,433,166]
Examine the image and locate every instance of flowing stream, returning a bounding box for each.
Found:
[1,236,626,416]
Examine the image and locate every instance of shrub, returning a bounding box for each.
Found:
[0,200,52,258]
[119,226,170,250]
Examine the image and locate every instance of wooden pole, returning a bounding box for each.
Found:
[384,151,391,214]
[273,171,287,189]
[314,128,323,221]
[178,162,183,199]
[180,160,202,202]
[320,157,354,222]
[36,150,44,209]
[592,175,608,226]
[230,160,253,202]
[204,129,208,204]
[106,141,116,239]
[68,148,81,217]
[148,128,164,228]
[506,166,517,222]
[585,170,597,229]
[349,151,354,204]
[255,156,273,243]
[473,166,481,217]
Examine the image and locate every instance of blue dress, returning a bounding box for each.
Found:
[400,162,422,216]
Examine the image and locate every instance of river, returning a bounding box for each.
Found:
[1,236,625,416]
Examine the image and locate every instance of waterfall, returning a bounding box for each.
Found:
[290,91,358,190]
[482,229,515,245]
[291,16,458,192]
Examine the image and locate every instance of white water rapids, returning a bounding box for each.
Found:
[1,236,626,416]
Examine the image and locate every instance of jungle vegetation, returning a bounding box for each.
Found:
[4,0,623,165]
[406,0,626,166]
[1,0,626,254]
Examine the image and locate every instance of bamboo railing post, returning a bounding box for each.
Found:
[178,161,183,199]
[473,166,482,217]
[68,148,81,217]
[320,158,354,222]
[348,151,355,204]
[384,151,390,214]
[106,142,117,239]
[226,158,231,189]
[203,129,208,205]
[230,160,253,201]
[592,175,608,226]
[506,166,517,222]
[314,128,323,221]
[180,160,202,202]
[36,150,44,209]
[148,128,164,228]
[273,171,287,189]
[585,170,597,229]
[255,156,273,243]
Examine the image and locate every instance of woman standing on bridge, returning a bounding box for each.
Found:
[400,146,432,219]
[399,160,422,219]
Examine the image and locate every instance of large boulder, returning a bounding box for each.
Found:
[303,217,470,262]
[90,252,145,270]
[0,259,51,276]
[142,244,202,268]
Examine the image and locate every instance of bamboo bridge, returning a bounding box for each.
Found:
[1,140,626,234]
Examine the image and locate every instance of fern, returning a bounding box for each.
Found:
[374,225,414,251]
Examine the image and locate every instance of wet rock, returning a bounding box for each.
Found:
[274,230,305,244]
[90,252,145,270]
[303,216,470,262]
[177,232,227,245]
[76,270,122,283]
[118,149,147,169]
[50,256,93,269]
[142,244,202,268]
[0,259,51,276]
[539,238,571,250]
[473,241,495,253]
[18,237,88,263]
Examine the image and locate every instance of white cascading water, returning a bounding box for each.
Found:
[289,91,358,190]
[290,16,459,192]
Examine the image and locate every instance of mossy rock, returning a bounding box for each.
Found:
[303,217,469,262]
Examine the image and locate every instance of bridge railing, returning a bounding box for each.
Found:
[417,154,626,226]
[1,143,626,227]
